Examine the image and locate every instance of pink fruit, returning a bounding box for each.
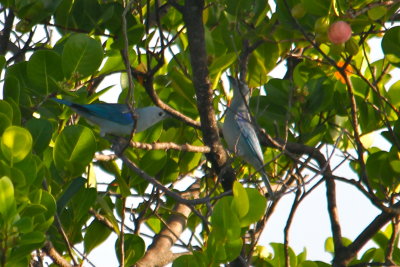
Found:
[328,21,352,44]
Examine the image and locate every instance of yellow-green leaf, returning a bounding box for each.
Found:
[1,126,32,164]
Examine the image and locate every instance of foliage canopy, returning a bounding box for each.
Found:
[0,0,400,266]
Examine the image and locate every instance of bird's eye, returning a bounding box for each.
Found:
[158,111,164,117]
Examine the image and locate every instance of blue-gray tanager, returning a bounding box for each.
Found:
[53,98,168,136]
[222,76,274,197]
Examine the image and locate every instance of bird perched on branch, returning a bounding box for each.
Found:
[52,98,168,136]
[222,76,274,198]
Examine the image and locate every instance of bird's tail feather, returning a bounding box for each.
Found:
[261,170,274,199]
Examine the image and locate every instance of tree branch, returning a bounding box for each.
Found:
[136,183,200,266]
[261,133,400,265]
[42,241,73,267]
[114,142,230,206]
[129,141,210,152]
[0,9,14,55]
[261,134,344,260]
[95,141,210,162]
[344,202,400,265]
[141,63,201,129]
[179,0,235,191]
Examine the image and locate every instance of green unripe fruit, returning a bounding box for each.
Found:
[314,17,330,34]
[291,3,306,19]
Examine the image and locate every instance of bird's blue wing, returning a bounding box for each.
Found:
[52,98,73,106]
[79,104,133,125]
[235,111,264,164]
[53,98,134,125]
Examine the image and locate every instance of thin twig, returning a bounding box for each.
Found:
[385,215,399,264]
[119,197,126,267]
[121,0,135,105]
[115,142,231,206]
[284,180,302,267]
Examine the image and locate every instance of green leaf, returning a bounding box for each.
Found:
[138,150,167,177]
[211,196,241,240]
[0,113,11,136]
[37,190,56,221]
[15,0,62,24]
[209,53,237,76]
[99,48,137,75]
[240,188,267,227]
[62,33,104,78]
[224,238,243,262]
[390,159,400,173]
[373,230,389,249]
[27,50,63,94]
[248,41,279,87]
[225,0,248,16]
[268,243,297,267]
[208,233,243,263]
[54,0,104,33]
[0,100,13,122]
[26,118,53,154]
[367,6,387,21]
[232,181,249,219]
[382,26,400,67]
[5,62,30,91]
[3,75,21,103]
[178,139,203,173]
[21,204,47,217]
[0,176,17,223]
[314,262,331,267]
[113,171,131,197]
[14,217,33,233]
[69,187,97,223]
[87,162,96,188]
[300,0,330,16]
[0,55,5,76]
[9,166,26,190]
[1,126,33,164]
[84,219,112,253]
[111,24,145,49]
[299,261,319,267]
[115,234,145,266]
[14,154,37,186]
[297,248,308,264]
[388,80,400,106]
[365,247,385,262]
[173,251,207,267]
[366,150,395,188]
[159,158,179,184]
[7,98,21,125]
[167,71,197,110]
[146,216,162,233]
[53,125,96,178]
[8,246,35,266]
[305,78,334,113]
[209,53,236,88]
[324,237,334,253]
[57,177,86,214]
[360,247,379,263]
[19,231,45,246]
